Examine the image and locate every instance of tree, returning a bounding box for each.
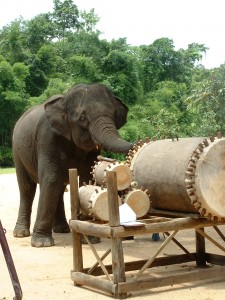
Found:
[122,80,188,141]
[0,19,28,64]
[52,0,80,40]
[35,44,58,76]
[102,49,142,104]
[140,38,207,93]
[186,64,225,136]
[79,8,100,33]
[67,55,100,83]
[0,61,29,148]
[60,31,108,65]
[25,13,55,53]
[0,60,14,90]
[25,58,49,96]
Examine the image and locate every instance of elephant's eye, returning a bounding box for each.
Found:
[79,114,88,124]
[80,114,86,122]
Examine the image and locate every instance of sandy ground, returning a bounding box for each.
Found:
[1,173,225,300]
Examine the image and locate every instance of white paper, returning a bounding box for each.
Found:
[120,221,145,227]
[119,203,145,226]
[119,203,136,223]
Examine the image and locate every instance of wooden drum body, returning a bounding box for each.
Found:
[92,161,133,191]
[79,185,121,221]
[123,189,150,218]
[128,137,225,220]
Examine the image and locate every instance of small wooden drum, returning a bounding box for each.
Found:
[123,189,150,218]
[79,185,121,221]
[92,160,133,191]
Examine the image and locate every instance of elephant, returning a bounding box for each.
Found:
[12,83,132,247]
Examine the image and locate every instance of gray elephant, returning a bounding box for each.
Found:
[13,83,132,247]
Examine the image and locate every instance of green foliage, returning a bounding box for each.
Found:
[102,49,142,105]
[68,55,100,82]
[151,108,182,139]
[25,13,55,53]
[0,61,14,89]
[79,8,100,33]
[0,0,224,155]
[28,78,71,106]
[140,38,207,93]
[0,146,13,166]
[0,19,28,64]
[186,64,225,136]
[52,0,80,40]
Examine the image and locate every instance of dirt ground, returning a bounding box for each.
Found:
[1,173,225,300]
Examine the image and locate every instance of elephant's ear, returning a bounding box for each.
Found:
[113,96,129,129]
[44,95,71,140]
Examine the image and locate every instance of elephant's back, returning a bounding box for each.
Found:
[13,105,46,179]
[13,105,45,140]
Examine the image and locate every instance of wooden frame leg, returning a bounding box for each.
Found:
[195,227,206,267]
[111,237,127,299]
[69,169,83,279]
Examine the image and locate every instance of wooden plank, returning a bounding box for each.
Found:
[117,266,225,293]
[83,235,112,281]
[110,218,225,238]
[69,169,83,273]
[69,168,80,219]
[83,254,196,276]
[87,248,111,275]
[136,230,178,277]
[69,220,111,238]
[196,228,225,253]
[106,171,127,298]
[106,171,120,227]
[164,232,195,260]
[70,218,225,239]
[213,226,225,242]
[149,208,201,219]
[71,271,116,294]
[206,253,225,266]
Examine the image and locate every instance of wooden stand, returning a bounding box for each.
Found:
[69,169,225,298]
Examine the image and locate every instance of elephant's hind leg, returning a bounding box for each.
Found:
[13,158,37,238]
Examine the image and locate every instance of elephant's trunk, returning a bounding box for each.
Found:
[89,117,132,153]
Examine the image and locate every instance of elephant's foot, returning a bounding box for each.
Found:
[53,221,70,233]
[31,233,55,247]
[13,224,30,238]
[81,235,101,244]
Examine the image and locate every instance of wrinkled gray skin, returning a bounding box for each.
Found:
[13,83,132,247]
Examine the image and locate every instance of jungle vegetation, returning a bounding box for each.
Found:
[0,0,225,165]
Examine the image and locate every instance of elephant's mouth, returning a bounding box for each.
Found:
[71,128,97,151]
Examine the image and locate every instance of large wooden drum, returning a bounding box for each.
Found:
[127,136,225,220]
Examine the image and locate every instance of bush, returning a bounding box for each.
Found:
[0,147,13,167]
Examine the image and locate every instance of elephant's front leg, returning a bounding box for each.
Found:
[53,188,70,233]
[31,182,65,247]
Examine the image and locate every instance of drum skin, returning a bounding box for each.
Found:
[123,189,150,217]
[129,137,225,220]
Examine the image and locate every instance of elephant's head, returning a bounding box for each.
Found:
[44,83,132,153]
